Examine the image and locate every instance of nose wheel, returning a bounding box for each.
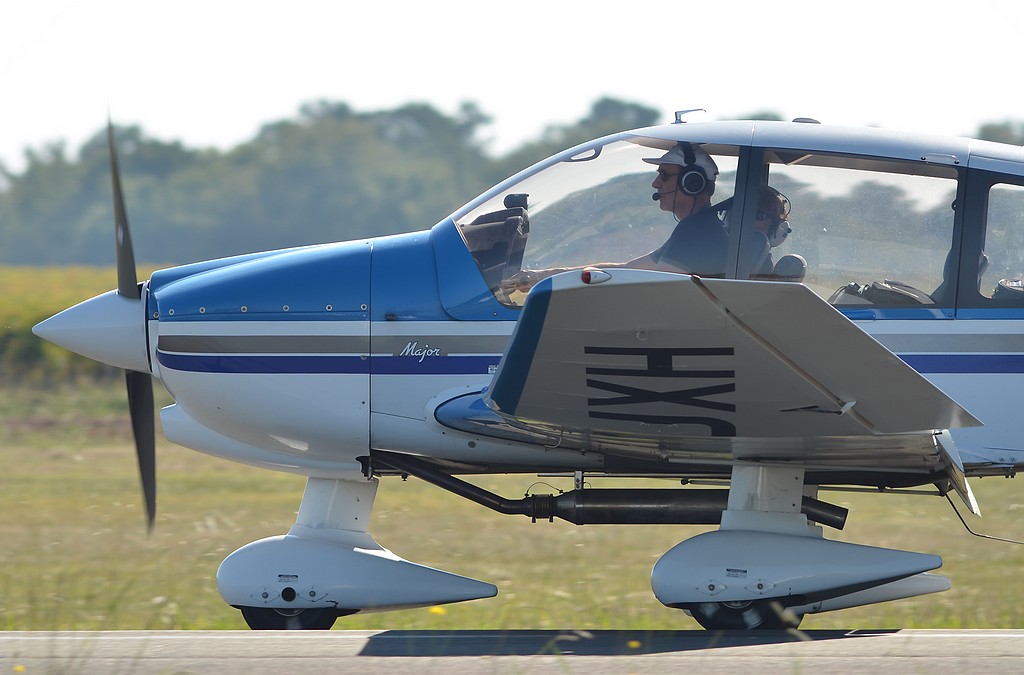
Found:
[239,606,339,630]
[687,600,802,630]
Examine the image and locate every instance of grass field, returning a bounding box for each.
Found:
[0,266,166,382]
[2,379,1024,632]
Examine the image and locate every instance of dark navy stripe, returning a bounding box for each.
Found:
[900,353,1024,373]
[371,356,500,375]
[160,349,1024,376]
[158,352,369,374]
[157,351,498,375]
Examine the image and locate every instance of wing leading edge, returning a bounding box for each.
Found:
[474,270,980,473]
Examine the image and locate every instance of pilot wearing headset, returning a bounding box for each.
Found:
[639,142,727,275]
[501,142,727,293]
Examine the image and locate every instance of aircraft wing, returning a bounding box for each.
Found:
[454,269,981,476]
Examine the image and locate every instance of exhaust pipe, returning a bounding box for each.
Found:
[372,451,848,530]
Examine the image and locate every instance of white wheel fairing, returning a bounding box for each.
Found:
[651,529,941,608]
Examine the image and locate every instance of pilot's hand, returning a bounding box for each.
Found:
[500,270,537,293]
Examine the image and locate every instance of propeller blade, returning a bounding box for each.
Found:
[107,120,140,299]
[109,118,156,531]
[126,369,157,531]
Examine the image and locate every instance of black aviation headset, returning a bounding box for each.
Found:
[677,142,714,196]
[756,185,792,247]
[713,185,793,248]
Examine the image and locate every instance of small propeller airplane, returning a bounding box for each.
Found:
[33,110,1024,630]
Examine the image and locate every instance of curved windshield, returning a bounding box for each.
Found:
[456,137,739,307]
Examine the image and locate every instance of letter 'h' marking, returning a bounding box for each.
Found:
[584,346,737,436]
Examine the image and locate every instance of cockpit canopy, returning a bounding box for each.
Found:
[452,121,1024,316]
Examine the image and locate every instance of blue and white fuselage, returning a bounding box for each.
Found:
[145,225,600,478]
[33,116,1024,630]
[140,220,1024,478]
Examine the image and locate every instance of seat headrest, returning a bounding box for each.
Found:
[773,253,807,282]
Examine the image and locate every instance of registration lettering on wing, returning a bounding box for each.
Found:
[583,346,737,437]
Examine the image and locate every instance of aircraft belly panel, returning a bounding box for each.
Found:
[156,320,370,459]
[369,411,605,469]
[862,320,1024,460]
[921,373,1024,459]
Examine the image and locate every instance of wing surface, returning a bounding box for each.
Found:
[469,270,980,471]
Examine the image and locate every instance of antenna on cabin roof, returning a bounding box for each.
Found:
[792,117,821,124]
[674,109,706,123]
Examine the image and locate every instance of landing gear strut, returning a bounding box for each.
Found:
[219,477,497,630]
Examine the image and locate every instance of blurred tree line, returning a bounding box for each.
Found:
[4,100,1019,266]
[0,97,661,266]
[0,96,660,381]
[2,100,1022,383]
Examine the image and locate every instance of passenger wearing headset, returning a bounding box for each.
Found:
[501,142,727,292]
[722,184,793,278]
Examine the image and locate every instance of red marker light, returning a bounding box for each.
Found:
[581,268,611,284]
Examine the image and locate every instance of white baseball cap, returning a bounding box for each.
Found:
[643,143,719,179]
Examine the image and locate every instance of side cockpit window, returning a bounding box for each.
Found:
[455,138,739,307]
[754,153,960,308]
[979,182,1024,304]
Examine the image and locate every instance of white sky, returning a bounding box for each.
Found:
[2,0,1023,174]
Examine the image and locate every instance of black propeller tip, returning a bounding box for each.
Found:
[126,370,157,532]
[107,120,140,300]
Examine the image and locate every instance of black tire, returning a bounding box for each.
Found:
[688,600,802,630]
[239,606,338,630]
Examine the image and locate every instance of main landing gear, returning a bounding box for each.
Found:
[217,476,496,629]
[652,466,946,630]
[688,600,801,630]
[239,606,339,630]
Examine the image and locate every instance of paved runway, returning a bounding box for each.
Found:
[2,629,1023,673]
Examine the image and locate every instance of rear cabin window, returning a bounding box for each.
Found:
[980,182,1024,303]
[761,154,959,307]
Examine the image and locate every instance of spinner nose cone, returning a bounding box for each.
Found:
[33,289,150,372]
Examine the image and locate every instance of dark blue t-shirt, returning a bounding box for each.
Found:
[651,207,728,277]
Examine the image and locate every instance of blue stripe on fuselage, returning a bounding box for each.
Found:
[370,356,500,375]
[898,353,1024,374]
[157,348,1024,377]
[157,351,500,375]
[157,352,369,374]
